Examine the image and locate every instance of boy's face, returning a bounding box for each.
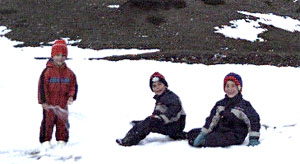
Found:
[224,80,239,98]
[152,81,167,96]
[52,54,66,66]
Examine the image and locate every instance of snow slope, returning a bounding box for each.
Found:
[0,24,300,164]
[215,11,300,42]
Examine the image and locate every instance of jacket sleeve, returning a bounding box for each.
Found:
[244,102,261,140]
[230,101,261,140]
[201,103,224,134]
[68,72,78,101]
[38,68,48,104]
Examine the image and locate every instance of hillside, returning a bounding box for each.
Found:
[0,0,299,66]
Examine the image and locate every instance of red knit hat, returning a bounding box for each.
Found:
[224,72,243,92]
[51,39,68,57]
[150,72,168,91]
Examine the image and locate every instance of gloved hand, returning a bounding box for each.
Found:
[152,110,162,116]
[42,103,49,110]
[248,139,260,146]
[67,97,73,105]
[193,132,206,147]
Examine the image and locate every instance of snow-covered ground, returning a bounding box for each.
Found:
[0,17,300,164]
[215,11,300,42]
[107,4,120,9]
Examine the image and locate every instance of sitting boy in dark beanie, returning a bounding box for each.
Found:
[116,72,186,146]
[187,72,261,148]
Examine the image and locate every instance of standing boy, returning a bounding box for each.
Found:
[188,72,261,147]
[38,39,78,150]
[116,72,186,146]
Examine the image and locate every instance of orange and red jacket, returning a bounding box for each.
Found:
[38,59,78,109]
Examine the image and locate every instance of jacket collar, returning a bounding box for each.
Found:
[153,89,170,100]
[46,58,66,69]
[224,92,243,109]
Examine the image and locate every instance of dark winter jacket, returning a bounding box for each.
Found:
[38,59,78,109]
[200,93,260,140]
[152,89,186,124]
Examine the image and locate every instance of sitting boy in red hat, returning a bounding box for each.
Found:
[38,39,78,150]
[188,72,261,147]
[116,72,186,146]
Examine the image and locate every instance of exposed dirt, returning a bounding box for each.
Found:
[0,0,299,66]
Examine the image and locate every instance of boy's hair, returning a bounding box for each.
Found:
[224,72,243,92]
[51,39,68,57]
[149,72,168,91]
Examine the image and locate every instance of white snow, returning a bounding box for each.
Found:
[215,11,300,42]
[214,19,267,42]
[0,19,300,164]
[107,5,120,9]
[47,38,82,45]
[0,27,159,60]
[239,11,300,33]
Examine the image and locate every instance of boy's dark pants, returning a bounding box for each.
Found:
[122,115,186,146]
[39,109,69,143]
[187,128,246,147]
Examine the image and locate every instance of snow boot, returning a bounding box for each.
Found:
[41,141,51,151]
[116,132,139,146]
[57,140,66,148]
[116,139,124,146]
[116,138,133,146]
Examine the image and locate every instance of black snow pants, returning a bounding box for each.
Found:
[187,128,247,147]
[122,115,186,146]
